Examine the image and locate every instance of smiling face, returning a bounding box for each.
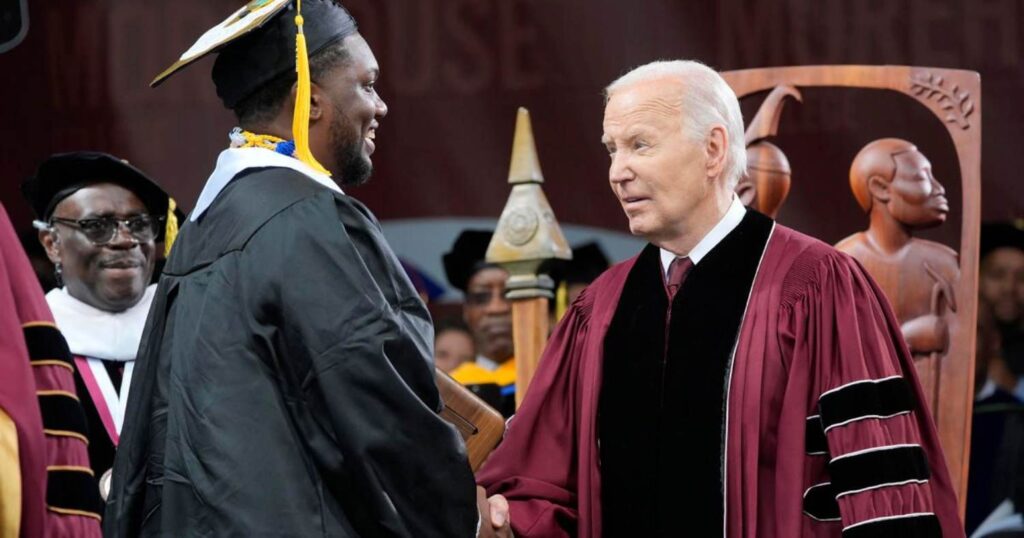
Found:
[316,33,387,186]
[602,77,727,248]
[887,149,949,228]
[41,183,156,312]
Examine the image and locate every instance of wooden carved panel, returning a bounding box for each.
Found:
[723,66,981,511]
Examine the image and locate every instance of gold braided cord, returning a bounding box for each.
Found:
[236,130,288,151]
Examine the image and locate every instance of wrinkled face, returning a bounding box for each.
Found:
[602,78,711,244]
[41,183,156,312]
[322,34,387,186]
[434,328,475,373]
[462,267,513,363]
[886,150,949,228]
[980,247,1024,325]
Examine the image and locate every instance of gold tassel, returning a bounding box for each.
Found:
[164,197,179,257]
[292,0,331,176]
[555,280,569,322]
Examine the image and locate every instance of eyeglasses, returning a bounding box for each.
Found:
[465,287,508,306]
[50,215,163,245]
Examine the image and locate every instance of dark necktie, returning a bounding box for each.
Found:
[666,256,694,301]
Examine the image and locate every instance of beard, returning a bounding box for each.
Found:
[329,109,373,187]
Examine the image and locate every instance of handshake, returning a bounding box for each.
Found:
[477,487,513,538]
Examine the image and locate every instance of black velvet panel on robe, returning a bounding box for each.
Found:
[72,358,123,477]
[599,210,773,537]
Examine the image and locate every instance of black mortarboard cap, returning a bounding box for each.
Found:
[151,0,358,110]
[981,221,1024,261]
[443,230,498,292]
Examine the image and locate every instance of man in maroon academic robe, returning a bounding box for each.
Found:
[476,61,963,537]
[0,202,102,537]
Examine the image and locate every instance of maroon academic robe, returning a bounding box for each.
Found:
[0,203,101,537]
[477,220,963,537]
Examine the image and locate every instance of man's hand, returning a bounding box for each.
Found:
[476,486,513,537]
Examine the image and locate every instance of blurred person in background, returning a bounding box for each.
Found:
[443,229,516,416]
[434,318,475,373]
[980,222,1024,401]
[968,297,1024,534]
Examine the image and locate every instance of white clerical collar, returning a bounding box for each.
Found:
[660,196,747,276]
[191,147,343,221]
[45,284,156,361]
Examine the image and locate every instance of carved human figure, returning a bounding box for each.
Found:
[835,138,960,401]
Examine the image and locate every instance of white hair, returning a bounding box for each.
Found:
[605,60,747,189]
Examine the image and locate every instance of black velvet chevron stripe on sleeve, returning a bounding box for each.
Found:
[805,415,829,455]
[802,482,841,522]
[23,324,73,366]
[829,445,931,498]
[842,513,942,538]
[818,376,914,432]
[46,468,103,518]
[37,393,89,439]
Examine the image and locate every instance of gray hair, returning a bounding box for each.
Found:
[605,60,747,189]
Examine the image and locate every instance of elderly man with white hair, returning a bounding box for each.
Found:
[475,60,963,537]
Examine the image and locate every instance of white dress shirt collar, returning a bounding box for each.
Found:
[660,196,747,276]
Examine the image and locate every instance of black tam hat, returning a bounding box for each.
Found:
[22,152,171,222]
[21,152,183,251]
[981,221,1024,261]
[564,242,610,285]
[443,230,497,292]
[151,0,358,110]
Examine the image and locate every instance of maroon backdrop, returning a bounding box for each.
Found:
[2,0,1021,250]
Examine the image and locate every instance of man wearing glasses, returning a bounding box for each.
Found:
[444,230,517,417]
[21,151,177,499]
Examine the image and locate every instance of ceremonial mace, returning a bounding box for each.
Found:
[487,108,572,407]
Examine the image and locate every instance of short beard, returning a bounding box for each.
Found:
[335,142,372,187]
[329,108,373,187]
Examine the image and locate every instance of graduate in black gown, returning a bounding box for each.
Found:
[105,1,490,536]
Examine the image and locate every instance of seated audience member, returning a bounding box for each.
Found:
[443,230,516,416]
[980,222,1024,400]
[435,318,475,373]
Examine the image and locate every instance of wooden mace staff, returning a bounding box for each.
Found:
[486,107,571,408]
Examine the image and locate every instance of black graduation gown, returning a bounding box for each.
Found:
[104,167,477,537]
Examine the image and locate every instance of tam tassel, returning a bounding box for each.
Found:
[292,0,331,176]
[555,280,568,322]
[164,197,179,257]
